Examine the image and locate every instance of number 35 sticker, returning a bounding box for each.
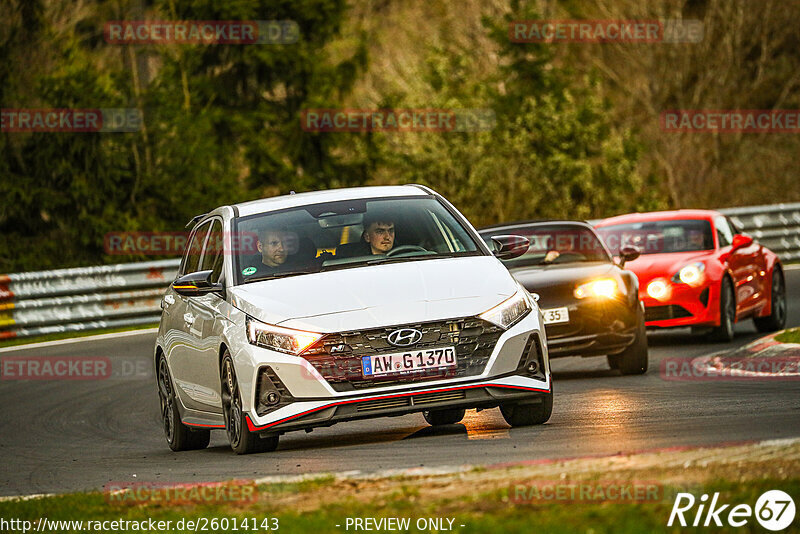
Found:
[756,490,796,531]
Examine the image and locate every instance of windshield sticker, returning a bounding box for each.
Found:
[242,266,257,276]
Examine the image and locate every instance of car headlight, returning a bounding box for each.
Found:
[479,288,532,329]
[672,262,705,286]
[246,317,323,355]
[574,278,620,299]
[647,279,670,300]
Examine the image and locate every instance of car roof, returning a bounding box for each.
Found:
[478,219,594,233]
[595,209,720,227]
[230,185,432,218]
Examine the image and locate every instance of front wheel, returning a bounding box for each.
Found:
[157,355,210,451]
[754,268,787,333]
[221,352,279,455]
[500,390,553,427]
[608,309,648,375]
[709,277,735,342]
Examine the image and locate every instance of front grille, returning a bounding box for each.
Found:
[645,305,692,322]
[302,318,503,391]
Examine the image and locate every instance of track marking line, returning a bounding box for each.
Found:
[0,328,158,353]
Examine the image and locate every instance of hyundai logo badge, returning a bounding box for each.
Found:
[387,328,423,347]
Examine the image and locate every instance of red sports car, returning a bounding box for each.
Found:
[595,210,786,341]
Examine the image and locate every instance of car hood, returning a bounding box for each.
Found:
[228,256,517,332]
[623,251,716,282]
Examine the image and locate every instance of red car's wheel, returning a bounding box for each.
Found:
[709,277,735,342]
[754,267,787,333]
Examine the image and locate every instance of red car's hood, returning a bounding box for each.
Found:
[623,251,716,284]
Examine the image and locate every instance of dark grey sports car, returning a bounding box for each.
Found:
[480,221,648,375]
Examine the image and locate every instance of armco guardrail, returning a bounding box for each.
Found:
[0,202,797,341]
[0,259,179,340]
[720,203,800,263]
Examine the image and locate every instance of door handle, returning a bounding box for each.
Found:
[183,313,195,326]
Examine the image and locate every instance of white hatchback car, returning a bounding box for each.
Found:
[155,185,551,454]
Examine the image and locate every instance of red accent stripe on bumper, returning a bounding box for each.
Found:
[245,382,550,432]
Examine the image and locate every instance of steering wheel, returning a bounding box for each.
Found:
[386,245,428,257]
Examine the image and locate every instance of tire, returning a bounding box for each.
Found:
[609,309,649,375]
[157,355,210,451]
[500,390,553,427]
[754,267,787,333]
[221,352,279,455]
[423,408,465,426]
[709,277,735,342]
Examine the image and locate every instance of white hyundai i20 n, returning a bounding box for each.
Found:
[155,185,552,454]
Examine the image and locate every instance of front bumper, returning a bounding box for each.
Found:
[641,281,716,328]
[245,374,550,434]
[543,299,640,358]
[240,310,548,432]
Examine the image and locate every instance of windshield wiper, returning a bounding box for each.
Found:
[242,268,321,283]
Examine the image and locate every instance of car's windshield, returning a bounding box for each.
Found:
[596,219,714,255]
[232,195,482,284]
[480,224,611,267]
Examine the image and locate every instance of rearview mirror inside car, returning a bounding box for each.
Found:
[490,235,530,260]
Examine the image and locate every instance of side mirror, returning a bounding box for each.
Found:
[618,245,641,267]
[731,234,753,250]
[172,270,222,297]
[490,235,530,260]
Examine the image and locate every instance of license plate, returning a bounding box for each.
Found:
[362,347,457,377]
[542,307,570,325]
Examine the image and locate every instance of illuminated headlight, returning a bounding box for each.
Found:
[479,288,532,329]
[647,279,670,300]
[246,317,323,355]
[673,262,705,286]
[574,278,620,299]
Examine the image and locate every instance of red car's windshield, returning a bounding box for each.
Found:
[597,219,714,255]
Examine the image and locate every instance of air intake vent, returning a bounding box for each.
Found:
[413,390,466,405]
[355,397,412,412]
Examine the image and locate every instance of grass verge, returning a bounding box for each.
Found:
[776,327,800,344]
[1,440,798,533]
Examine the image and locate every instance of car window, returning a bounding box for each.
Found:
[480,224,611,266]
[200,219,224,283]
[180,221,212,276]
[232,196,482,284]
[714,216,733,248]
[597,219,714,255]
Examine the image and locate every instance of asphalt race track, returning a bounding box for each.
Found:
[2,268,800,497]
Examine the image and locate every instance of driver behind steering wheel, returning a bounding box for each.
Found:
[362,215,396,255]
